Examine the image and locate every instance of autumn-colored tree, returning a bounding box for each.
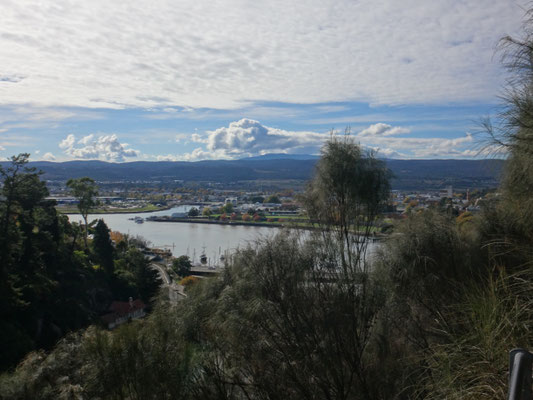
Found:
[179,275,199,290]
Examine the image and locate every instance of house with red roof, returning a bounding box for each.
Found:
[101,297,146,330]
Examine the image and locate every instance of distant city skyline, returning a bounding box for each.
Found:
[0,0,526,161]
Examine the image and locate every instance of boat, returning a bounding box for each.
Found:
[134,216,144,224]
[200,246,207,264]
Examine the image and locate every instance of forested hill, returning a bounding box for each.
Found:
[3,157,505,190]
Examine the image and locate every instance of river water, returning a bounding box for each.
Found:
[68,206,281,263]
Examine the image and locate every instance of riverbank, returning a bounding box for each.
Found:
[57,205,171,215]
[146,216,386,239]
[147,216,285,228]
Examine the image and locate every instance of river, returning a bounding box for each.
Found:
[68,206,281,263]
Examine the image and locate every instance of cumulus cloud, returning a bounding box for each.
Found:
[42,152,55,161]
[167,119,484,161]
[59,134,140,162]
[0,0,524,110]
[0,145,5,151]
[202,118,327,156]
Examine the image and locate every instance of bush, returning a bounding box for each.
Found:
[179,275,199,290]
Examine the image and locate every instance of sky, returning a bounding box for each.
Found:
[0,0,527,162]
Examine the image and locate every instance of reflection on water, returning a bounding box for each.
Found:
[67,206,280,262]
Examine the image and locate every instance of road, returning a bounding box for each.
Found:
[150,263,185,302]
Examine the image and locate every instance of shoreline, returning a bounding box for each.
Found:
[145,217,385,240]
[147,217,285,228]
[57,205,172,215]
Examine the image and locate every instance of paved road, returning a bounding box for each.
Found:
[150,263,185,302]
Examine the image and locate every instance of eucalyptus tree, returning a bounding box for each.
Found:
[67,177,98,249]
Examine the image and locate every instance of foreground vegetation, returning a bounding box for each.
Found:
[0,159,162,372]
[3,15,533,400]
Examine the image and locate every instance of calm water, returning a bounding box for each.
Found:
[68,206,280,262]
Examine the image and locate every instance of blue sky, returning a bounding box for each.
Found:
[0,0,526,162]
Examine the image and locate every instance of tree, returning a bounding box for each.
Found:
[92,219,115,276]
[114,248,162,303]
[304,134,391,273]
[263,194,281,204]
[188,207,199,217]
[222,203,234,214]
[172,255,192,277]
[67,177,98,249]
[202,207,212,216]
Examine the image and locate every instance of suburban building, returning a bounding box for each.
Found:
[101,297,146,330]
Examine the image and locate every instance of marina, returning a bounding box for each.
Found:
[68,206,281,260]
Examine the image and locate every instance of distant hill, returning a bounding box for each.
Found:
[239,153,320,161]
[1,158,505,190]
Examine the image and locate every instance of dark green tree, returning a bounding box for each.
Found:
[263,194,281,204]
[187,207,199,217]
[92,219,115,276]
[172,255,192,277]
[114,248,162,303]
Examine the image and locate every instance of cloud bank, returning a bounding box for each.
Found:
[59,134,140,162]
[172,119,327,160]
[168,120,479,161]
[0,0,524,110]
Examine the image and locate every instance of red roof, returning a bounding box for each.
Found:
[109,299,145,315]
[100,299,146,326]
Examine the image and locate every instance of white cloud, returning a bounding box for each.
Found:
[459,144,509,158]
[169,119,485,161]
[42,152,55,160]
[156,148,231,162]
[367,146,408,159]
[354,124,476,158]
[59,134,140,162]
[191,133,207,144]
[59,134,75,150]
[203,118,327,157]
[357,123,411,137]
[0,0,525,110]
[0,145,5,151]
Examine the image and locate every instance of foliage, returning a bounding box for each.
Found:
[304,134,390,275]
[0,158,162,371]
[188,207,199,217]
[172,255,192,278]
[222,202,234,214]
[66,177,98,248]
[179,275,199,290]
[263,194,281,203]
[92,219,115,276]
[416,273,533,399]
[113,247,162,303]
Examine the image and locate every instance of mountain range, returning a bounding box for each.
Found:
[1,156,505,190]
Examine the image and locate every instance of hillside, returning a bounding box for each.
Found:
[1,158,505,190]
